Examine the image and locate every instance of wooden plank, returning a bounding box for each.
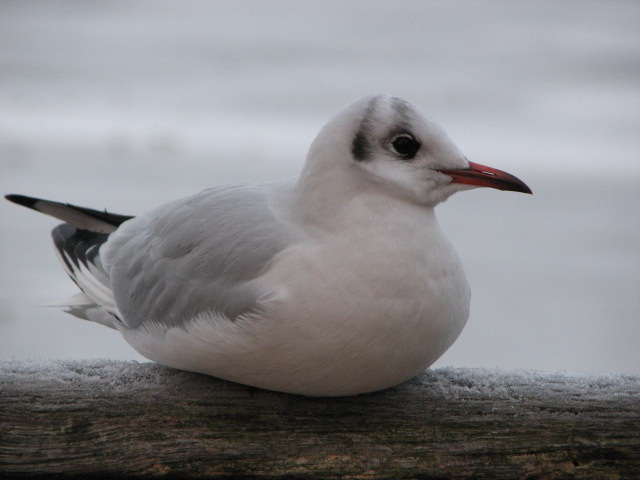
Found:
[1,359,638,479]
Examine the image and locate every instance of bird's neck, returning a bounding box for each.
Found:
[290,176,437,242]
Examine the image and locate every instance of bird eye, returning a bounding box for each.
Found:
[390,134,420,160]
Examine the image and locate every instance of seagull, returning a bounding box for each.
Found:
[5,95,531,396]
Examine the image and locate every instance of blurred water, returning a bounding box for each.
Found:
[1,0,639,374]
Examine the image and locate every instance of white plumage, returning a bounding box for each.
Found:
[6,95,531,396]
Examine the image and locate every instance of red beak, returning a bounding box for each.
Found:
[438,161,532,194]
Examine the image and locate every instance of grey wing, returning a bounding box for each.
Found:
[101,185,296,329]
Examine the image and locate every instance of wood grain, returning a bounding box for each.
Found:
[1,360,638,479]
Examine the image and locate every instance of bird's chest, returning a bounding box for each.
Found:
[329,228,465,318]
[262,217,469,332]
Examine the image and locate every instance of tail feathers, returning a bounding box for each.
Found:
[5,194,133,234]
[5,193,129,328]
[45,292,118,330]
[52,224,124,329]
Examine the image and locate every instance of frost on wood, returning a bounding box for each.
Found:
[1,359,639,479]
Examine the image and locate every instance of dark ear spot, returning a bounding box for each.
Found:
[351,96,379,161]
[351,130,369,161]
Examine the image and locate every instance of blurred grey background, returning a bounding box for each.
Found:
[1,1,639,375]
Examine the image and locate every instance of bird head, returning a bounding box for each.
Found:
[302,94,531,207]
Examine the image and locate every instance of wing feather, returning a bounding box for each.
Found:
[101,185,296,329]
[52,224,123,328]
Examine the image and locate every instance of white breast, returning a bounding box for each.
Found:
[120,198,470,396]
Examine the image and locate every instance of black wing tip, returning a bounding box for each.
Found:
[5,194,40,209]
[6,193,134,229]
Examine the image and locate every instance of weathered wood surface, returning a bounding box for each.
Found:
[1,360,638,479]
